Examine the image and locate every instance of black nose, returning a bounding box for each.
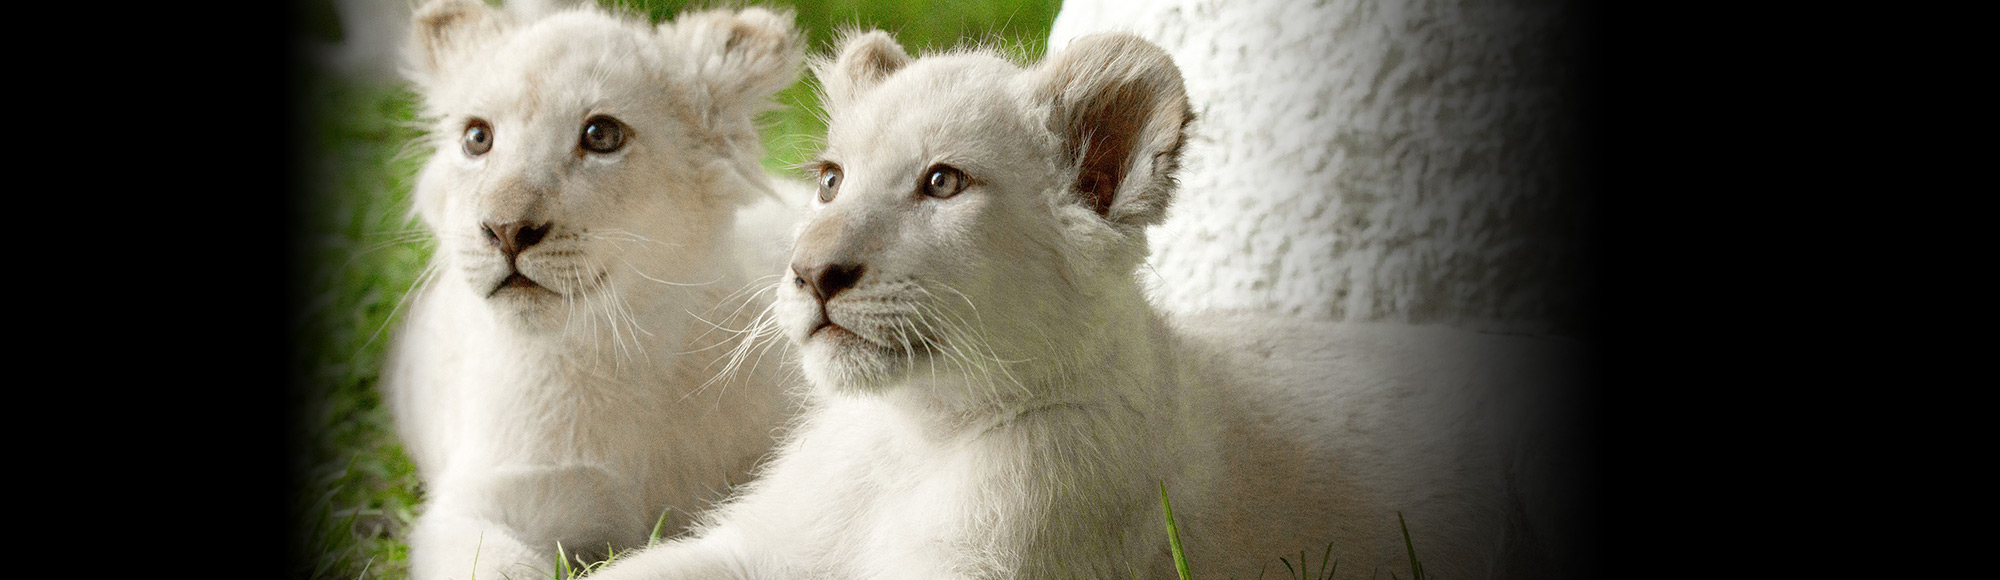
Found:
[482,221,551,262]
[792,262,865,302]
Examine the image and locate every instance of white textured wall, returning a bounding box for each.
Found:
[1051,0,1587,335]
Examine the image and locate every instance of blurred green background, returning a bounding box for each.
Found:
[288,1,1061,578]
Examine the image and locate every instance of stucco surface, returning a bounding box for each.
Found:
[1051,0,1588,334]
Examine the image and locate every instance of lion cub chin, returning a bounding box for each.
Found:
[383,2,806,579]
[585,31,1580,580]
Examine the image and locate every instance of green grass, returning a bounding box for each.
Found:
[289,1,1059,578]
[1159,486,1434,580]
[290,74,430,580]
[1277,542,1339,580]
[1390,513,1431,580]
[1162,482,1194,580]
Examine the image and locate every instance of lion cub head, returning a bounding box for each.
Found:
[777,32,1190,395]
[405,0,798,333]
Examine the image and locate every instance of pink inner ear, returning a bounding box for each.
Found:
[1071,83,1151,217]
[1080,170,1117,216]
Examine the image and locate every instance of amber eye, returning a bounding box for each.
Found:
[817,165,843,203]
[580,115,625,153]
[922,165,968,198]
[462,119,493,157]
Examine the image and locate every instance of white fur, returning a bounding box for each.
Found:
[585,32,1576,580]
[384,2,806,578]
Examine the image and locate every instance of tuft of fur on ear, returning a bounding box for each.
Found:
[1035,33,1193,228]
[404,0,516,90]
[659,7,803,209]
[814,30,911,107]
[661,7,804,118]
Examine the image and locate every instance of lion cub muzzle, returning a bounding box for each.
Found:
[788,202,887,306]
[481,220,551,263]
[792,262,864,303]
[482,219,552,295]
[786,200,896,344]
[479,217,554,295]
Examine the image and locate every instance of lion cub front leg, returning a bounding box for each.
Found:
[573,526,769,580]
[406,509,542,580]
[410,462,650,579]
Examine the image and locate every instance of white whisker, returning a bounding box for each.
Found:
[620,258,728,288]
[351,258,443,364]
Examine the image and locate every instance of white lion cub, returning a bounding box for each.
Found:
[585,31,1579,580]
[385,2,805,578]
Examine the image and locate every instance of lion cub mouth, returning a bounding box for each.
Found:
[808,313,880,350]
[809,311,934,359]
[808,313,850,339]
[489,272,555,298]
[810,321,851,339]
[812,322,892,359]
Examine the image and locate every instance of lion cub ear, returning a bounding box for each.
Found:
[1034,34,1193,228]
[816,30,912,107]
[661,7,804,116]
[405,0,516,90]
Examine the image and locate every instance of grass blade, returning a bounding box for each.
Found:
[1397,512,1426,580]
[649,507,672,547]
[1318,540,1338,580]
[1160,482,1192,580]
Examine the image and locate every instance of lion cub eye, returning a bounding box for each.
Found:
[922,165,969,199]
[462,119,493,157]
[580,115,625,154]
[817,165,843,203]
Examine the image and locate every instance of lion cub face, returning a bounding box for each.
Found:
[405,1,798,332]
[777,33,1190,393]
